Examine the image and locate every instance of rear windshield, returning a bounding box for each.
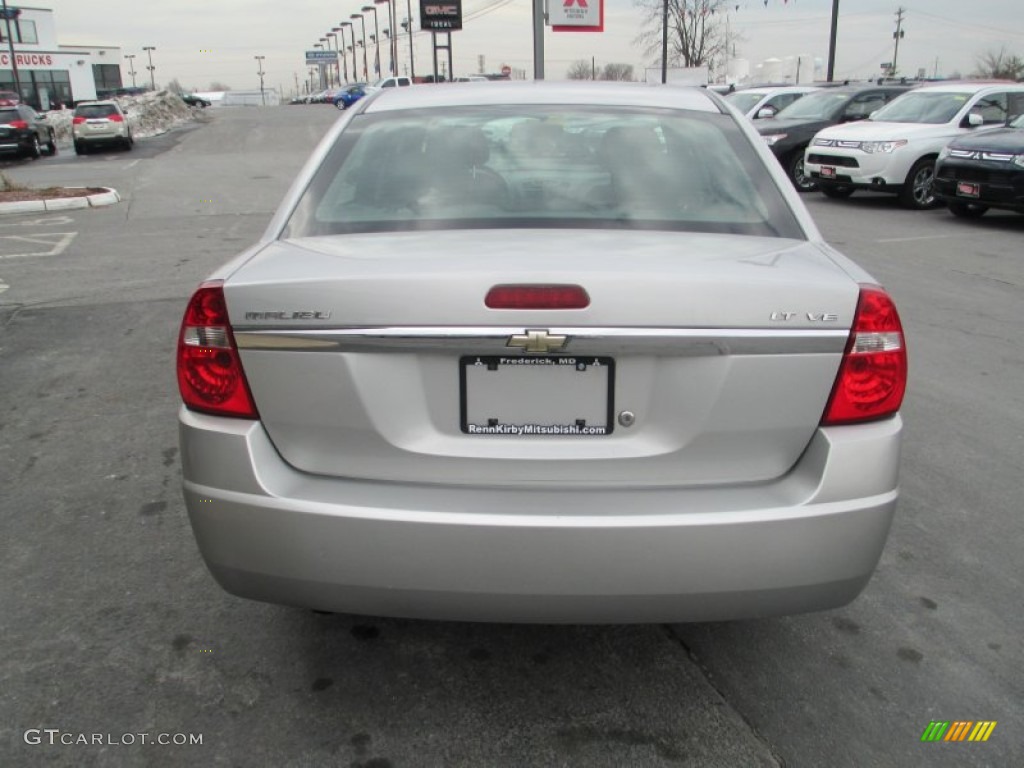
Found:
[870,92,971,124]
[775,91,853,120]
[281,106,803,239]
[724,92,766,114]
[75,104,119,119]
[0,108,20,122]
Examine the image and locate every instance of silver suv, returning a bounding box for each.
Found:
[72,100,133,154]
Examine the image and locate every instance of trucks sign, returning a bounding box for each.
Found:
[420,0,462,31]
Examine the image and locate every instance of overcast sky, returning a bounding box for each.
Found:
[35,0,1024,93]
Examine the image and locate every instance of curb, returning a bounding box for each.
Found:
[0,187,121,216]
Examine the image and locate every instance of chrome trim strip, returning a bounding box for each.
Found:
[234,327,849,355]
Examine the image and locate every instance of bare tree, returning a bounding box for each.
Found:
[209,81,233,92]
[974,47,1024,81]
[165,78,185,95]
[634,0,728,70]
[566,60,595,80]
[600,63,635,81]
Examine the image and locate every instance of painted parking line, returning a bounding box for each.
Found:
[875,234,959,244]
[0,232,78,260]
[0,215,76,229]
[0,277,8,294]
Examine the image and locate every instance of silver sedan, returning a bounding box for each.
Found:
[177,82,907,623]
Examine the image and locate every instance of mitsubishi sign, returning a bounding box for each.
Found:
[550,0,604,31]
[305,50,338,66]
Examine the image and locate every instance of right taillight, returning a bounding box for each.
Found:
[822,285,907,425]
[177,281,258,419]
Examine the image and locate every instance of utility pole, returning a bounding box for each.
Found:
[143,46,157,90]
[124,54,137,87]
[1,0,22,98]
[890,7,905,78]
[255,55,266,106]
[826,0,839,82]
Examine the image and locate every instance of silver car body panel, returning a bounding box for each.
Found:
[181,407,900,623]
[221,232,857,487]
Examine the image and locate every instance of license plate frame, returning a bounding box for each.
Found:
[820,166,837,179]
[460,355,615,436]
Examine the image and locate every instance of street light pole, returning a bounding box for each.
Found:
[1,0,22,98]
[826,0,840,82]
[124,54,137,87]
[143,46,156,90]
[326,32,341,85]
[362,6,380,78]
[313,43,326,90]
[351,13,369,81]
[375,0,396,75]
[333,27,349,83]
[405,0,415,79]
[319,37,333,86]
[340,22,359,83]
[255,55,266,105]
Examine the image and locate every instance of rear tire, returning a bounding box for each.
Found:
[948,201,988,218]
[820,184,854,199]
[26,134,41,160]
[900,157,941,209]
[74,140,85,155]
[44,130,57,156]
[787,151,817,192]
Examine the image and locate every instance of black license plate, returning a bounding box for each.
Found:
[460,355,614,436]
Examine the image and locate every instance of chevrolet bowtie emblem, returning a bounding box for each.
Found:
[507,329,568,354]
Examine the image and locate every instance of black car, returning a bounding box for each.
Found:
[0,104,57,159]
[755,84,913,191]
[932,114,1024,217]
[180,94,211,108]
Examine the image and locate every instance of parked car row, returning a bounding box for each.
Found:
[742,80,1024,218]
[0,98,135,160]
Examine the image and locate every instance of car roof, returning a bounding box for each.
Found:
[75,100,120,107]
[908,82,1024,93]
[362,81,722,113]
[735,85,819,95]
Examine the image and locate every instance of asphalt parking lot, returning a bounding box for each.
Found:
[0,105,1021,767]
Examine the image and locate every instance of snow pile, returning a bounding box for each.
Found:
[47,90,203,148]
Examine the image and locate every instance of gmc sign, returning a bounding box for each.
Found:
[420,0,462,30]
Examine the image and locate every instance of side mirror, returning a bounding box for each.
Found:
[966,112,984,127]
[756,106,777,119]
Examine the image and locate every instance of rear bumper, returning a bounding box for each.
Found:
[180,407,901,623]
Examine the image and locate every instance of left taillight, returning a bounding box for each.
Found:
[822,285,907,426]
[177,281,258,419]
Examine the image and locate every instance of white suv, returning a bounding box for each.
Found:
[72,100,133,154]
[803,82,1024,208]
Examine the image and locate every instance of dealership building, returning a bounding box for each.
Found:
[0,5,122,109]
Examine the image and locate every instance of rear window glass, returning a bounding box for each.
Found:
[281,106,803,239]
[75,104,119,119]
[724,92,766,114]
[0,108,20,122]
